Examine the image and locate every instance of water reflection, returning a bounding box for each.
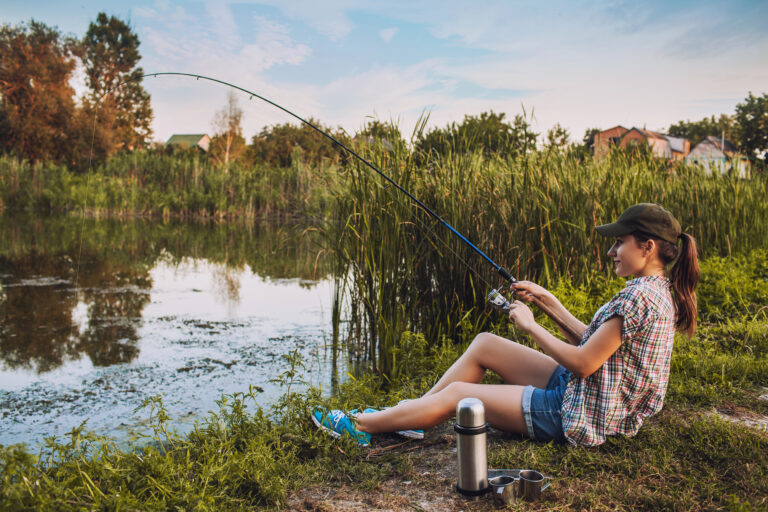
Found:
[0,214,339,448]
[1,252,83,372]
[0,215,331,374]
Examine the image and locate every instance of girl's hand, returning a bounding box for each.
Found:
[508,300,536,333]
[510,280,552,304]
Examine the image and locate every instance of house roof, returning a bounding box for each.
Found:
[636,128,666,140]
[166,134,209,147]
[599,125,628,134]
[664,135,688,153]
[703,135,737,153]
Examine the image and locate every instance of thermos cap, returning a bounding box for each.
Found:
[456,397,486,428]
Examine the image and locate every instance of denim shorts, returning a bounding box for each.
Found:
[521,364,570,443]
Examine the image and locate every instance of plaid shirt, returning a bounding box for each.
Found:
[560,275,676,447]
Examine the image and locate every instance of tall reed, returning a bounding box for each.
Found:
[327,142,768,374]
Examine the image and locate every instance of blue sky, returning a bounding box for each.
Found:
[4,0,767,143]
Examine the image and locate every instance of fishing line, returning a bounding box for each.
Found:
[68,88,102,345]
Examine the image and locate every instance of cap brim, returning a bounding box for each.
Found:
[595,222,632,238]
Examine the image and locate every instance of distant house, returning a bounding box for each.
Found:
[687,136,750,178]
[594,125,628,159]
[166,134,211,152]
[594,126,690,160]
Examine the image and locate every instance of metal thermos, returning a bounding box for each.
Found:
[454,397,489,496]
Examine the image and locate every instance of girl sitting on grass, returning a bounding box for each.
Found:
[313,203,700,447]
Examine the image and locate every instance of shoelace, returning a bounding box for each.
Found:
[329,410,346,428]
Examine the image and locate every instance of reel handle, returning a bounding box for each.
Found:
[495,269,582,344]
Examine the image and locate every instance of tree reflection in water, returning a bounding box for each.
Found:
[0,215,330,374]
[0,250,151,372]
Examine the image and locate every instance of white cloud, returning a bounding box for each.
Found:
[131,0,766,145]
[243,16,311,69]
[379,27,398,43]
[133,3,317,142]
[243,0,357,42]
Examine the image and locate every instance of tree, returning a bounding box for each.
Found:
[544,123,570,151]
[80,12,152,153]
[582,127,600,154]
[508,112,538,157]
[356,119,405,152]
[0,20,78,164]
[668,114,738,148]
[249,119,342,167]
[414,110,538,162]
[209,91,246,167]
[734,92,768,160]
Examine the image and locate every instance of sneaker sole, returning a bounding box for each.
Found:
[370,404,424,440]
[396,429,424,439]
[311,414,341,439]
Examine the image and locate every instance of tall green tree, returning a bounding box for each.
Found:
[734,92,768,160]
[80,12,152,153]
[0,20,78,164]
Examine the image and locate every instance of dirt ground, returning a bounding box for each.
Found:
[286,424,551,512]
[286,393,768,512]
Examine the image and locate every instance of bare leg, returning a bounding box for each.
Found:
[425,332,559,396]
[356,382,527,435]
[355,333,562,436]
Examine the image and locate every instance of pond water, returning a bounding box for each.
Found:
[0,215,346,448]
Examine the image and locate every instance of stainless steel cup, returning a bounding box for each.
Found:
[454,397,489,497]
[518,469,551,501]
[489,475,518,505]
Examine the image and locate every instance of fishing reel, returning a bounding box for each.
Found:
[487,288,512,312]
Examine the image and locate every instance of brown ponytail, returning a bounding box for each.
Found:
[633,231,700,337]
[669,233,700,337]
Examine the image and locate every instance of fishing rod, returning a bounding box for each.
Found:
[96,72,582,341]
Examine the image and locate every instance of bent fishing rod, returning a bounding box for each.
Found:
[97,72,582,341]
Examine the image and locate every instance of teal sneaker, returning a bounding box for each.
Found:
[311,408,371,447]
[356,406,424,440]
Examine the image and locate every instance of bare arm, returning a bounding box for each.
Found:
[513,308,623,378]
[511,281,588,345]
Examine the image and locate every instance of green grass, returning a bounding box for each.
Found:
[2,253,767,510]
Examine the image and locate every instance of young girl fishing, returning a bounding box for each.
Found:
[312,203,700,447]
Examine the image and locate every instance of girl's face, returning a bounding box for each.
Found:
[607,234,655,277]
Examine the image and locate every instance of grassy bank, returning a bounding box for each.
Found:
[2,251,767,510]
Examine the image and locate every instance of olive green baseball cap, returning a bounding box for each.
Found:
[595,203,681,244]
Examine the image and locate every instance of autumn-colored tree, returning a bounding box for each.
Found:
[0,20,78,164]
[209,91,246,168]
[80,12,152,154]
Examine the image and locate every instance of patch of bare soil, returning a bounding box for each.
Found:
[711,393,768,436]
[286,424,525,511]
